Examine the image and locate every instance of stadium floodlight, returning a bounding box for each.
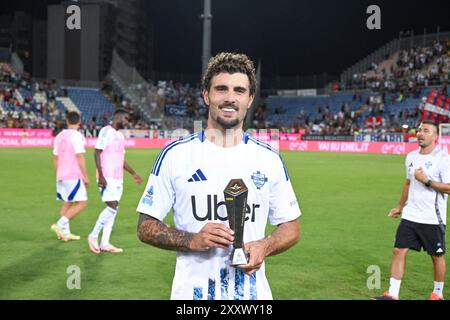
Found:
[201,0,213,76]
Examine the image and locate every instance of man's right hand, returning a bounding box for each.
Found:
[98,176,107,189]
[190,223,234,251]
[388,207,402,218]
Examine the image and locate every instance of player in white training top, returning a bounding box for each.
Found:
[137,53,301,300]
[51,111,89,242]
[374,121,450,301]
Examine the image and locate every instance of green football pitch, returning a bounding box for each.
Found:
[0,149,447,300]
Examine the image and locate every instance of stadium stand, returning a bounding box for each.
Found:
[347,40,449,92]
[0,63,149,133]
[66,87,115,125]
[262,39,449,136]
[265,88,433,136]
[2,35,448,138]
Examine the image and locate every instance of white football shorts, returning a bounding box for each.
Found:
[99,179,123,202]
[56,180,88,202]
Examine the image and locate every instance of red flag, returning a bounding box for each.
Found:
[421,90,438,121]
[432,94,446,122]
[443,98,450,123]
[365,116,383,129]
[437,96,450,123]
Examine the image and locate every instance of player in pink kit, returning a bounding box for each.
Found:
[88,109,143,254]
[51,112,89,241]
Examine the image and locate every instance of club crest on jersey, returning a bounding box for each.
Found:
[425,161,433,169]
[142,186,154,207]
[251,171,268,190]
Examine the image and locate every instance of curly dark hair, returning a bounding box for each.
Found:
[202,52,257,96]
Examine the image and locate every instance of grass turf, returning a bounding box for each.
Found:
[0,149,447,300]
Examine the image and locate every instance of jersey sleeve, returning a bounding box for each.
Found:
[120,132,126,155]
[268,154,302,226]
[53,136,59,156]
[95,127,111,150]
[439,154,450,183]
[405,154,411,180]
[136,151,175,221]
[72,132,86,154]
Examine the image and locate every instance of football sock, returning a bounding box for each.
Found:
[101,207,118,248]
[388,278,402,298]
[90,207,117,239]
[57,216,70,235]
[434,282,444,297]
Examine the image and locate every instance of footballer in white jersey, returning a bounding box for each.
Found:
[137,131,301,300]
[374,121,450,301]
[137,52,301,300]
[403,147,450,226]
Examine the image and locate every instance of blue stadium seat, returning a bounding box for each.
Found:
[66,88,115,125]
[266,91,424,127]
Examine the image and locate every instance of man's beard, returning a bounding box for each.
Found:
[213,103,243,129]
[418,138,428,148]
[216,116,240,130]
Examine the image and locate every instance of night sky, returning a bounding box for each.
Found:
[3,0,450,76]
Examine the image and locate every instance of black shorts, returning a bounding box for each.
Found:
[395,219,446,256]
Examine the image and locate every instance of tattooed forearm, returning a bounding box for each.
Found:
[137,213,194,251]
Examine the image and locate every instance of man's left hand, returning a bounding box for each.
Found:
[415,168,428,184]
[238,240,269,276]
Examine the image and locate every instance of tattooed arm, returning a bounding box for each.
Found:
[137,213,235,252]
[137,214,193,251]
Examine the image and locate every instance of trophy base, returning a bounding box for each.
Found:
[230,248,249,266]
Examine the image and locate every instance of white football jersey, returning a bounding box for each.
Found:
[137,132,302,300]
[403,147,450,225]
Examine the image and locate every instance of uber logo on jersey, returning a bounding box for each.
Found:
[191,195,260,222]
